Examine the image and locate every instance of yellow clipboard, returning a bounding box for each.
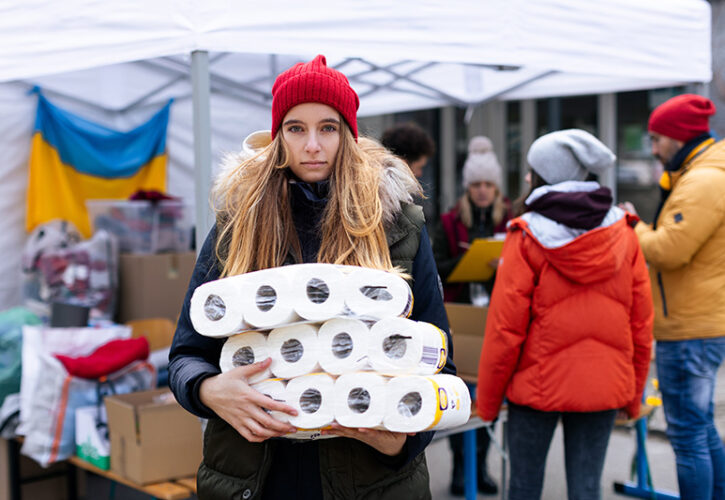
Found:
[447,238,505,283]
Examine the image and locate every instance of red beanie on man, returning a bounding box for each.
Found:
[271,55,360,139]
[648,94,716,142]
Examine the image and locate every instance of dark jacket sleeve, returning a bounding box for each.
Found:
[168,226,226,418]
[386,225,455,468]
[431,219,461,282]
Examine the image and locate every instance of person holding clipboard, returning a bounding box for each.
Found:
[432,135,511,495]
[433,136,513,305]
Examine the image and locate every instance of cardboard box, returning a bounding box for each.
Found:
[105,388,202,484]
[445,303,488,383]
[117,252,196,323]
[75,405,110,470]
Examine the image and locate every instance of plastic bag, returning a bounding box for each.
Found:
[0,307,41,408]
[18,324,131,437]
[20,352,154,466]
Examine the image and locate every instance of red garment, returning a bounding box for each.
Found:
[476,215,653,421]
[439,202,510,302]
[55,337,149,379]
[440,206,510,258]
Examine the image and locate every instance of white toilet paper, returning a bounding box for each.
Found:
[317,318,370,374]
[290,264,347,322]
[251,378,289,423]
[267,324,320,378]
[239,268,300,328]
[334,372,388,428]
[344,268,413,320]
[287,373,336,429]
[383,374,471,432]
[219,332,271,383]
[189,276,247,337]
[368,318,448,375]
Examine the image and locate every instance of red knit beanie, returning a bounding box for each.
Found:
[648,94,716,142]
[271,55,359,139]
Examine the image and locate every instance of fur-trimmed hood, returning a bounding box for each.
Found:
[214,130,422,224]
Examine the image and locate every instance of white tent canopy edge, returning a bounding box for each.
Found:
[0,0,712,312]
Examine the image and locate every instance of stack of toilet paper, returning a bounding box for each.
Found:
[190,263,470,438]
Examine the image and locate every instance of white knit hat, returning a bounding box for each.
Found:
[527,129,615,185]
[462,136,503,189]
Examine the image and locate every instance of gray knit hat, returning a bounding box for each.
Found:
[527,129,615,185]
[462,136,503,189]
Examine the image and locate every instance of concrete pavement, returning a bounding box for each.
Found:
[427,360,725,499]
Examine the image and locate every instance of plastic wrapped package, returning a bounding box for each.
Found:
[22,223,119,320]
[190,263,413,336]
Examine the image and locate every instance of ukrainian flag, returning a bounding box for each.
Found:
[26,94,171,237]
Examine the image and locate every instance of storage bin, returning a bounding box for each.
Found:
[87,200,192,254]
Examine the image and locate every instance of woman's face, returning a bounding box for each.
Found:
[467,181,498,208]
[281,102,341,183]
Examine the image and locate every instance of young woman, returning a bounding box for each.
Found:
[169,55,453,500]
[433,136,512,303]
[476,129,653,500]
[432,136,511,496]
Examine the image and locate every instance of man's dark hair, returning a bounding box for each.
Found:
[381,122,435,164]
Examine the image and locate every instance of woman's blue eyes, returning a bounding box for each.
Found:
[286,124,337,133]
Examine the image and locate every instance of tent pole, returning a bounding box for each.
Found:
[440,106,457,213]
[191,50,213,254]
[520,99,536,196]
[597,93,617,201]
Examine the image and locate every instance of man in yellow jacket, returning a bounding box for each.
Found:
[624,94,725,500]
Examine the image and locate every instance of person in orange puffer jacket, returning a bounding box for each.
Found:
[476,129,654,500]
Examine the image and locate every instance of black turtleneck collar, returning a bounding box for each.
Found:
[468,199,495,239]
[287,171,330,202]
[288,171,330,263]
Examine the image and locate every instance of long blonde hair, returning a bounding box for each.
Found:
[214,124,403,277]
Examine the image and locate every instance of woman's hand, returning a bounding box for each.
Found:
[321,423,415,456]
[488,258,501,269]
[618,201,637,216]
[199,358,298,443]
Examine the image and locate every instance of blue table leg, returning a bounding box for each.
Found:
[463,428,477,500]
[613,417,679,499]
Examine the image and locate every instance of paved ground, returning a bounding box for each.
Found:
[427,361,725,499]
[78,361,725,500]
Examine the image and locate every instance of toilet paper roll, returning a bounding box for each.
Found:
[290,264,347,322]
[368,318,448,375]
[268,324,320,378]
[287,373,336,429]
[219,332,271,384]
[344,268,413,320]
[317,318,370,374]
[239,268,300,328]
[383,374,471,432]
[251,378,289,423]
[334,372,388,428]
[189,276,247,337]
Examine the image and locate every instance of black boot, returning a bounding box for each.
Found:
[477,467,498,495]
[449,452,465,496]
[476,425,498,495]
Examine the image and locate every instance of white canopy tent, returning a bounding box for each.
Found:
[0,0,712,311]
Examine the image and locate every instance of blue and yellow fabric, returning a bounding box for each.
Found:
[26,93,171,237]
